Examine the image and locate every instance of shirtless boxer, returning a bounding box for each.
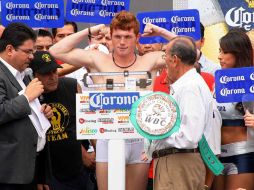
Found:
[50,11,174,190]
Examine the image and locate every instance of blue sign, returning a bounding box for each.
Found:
[66,0,130,24]
[219,0,254,31]
[1,0,64,28]
[215,67,254,103]
[89,92,140,110]
[137,9,200,44]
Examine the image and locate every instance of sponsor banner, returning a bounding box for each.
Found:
[89,92,140,110]
[219,0,254,31]
[1,0,64,28]
[215,67,254,103]
[66,0,130,24]
[76,91,150,139]
[137,9,200,44]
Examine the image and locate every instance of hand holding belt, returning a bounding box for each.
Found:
[152,147,199,159]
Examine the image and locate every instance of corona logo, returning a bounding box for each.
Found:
[89,92,139,110]
[245,0,254,8]
[219,75,245,84]
[225,7,254,30]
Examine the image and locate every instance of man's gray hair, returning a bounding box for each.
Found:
[169,36,197,65]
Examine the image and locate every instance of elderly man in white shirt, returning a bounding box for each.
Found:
[151,36,214,190]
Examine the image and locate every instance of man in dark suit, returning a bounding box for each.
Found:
[0,23,52,190]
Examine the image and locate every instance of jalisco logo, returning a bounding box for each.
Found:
[89,93,139,110]
[79,127,98,135]
[47,103,69,142]
[225,6,254,30]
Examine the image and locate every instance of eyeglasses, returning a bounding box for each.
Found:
[15,48,35,56]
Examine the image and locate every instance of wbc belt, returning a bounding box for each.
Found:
[130,92,224,176]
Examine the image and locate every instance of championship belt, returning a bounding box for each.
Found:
[130,92,224,175]
[199,135,224,176]
[130,92,180,140]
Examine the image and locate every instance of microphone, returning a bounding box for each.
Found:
[24,68,44,102]
[24,68,34,81]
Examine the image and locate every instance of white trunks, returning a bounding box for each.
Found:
[96,139,150,164]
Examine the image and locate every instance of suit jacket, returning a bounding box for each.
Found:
[0,62,38,184]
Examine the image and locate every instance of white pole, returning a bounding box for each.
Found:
[108,139,125,190]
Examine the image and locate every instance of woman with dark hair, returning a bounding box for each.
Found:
[212,29,254,190]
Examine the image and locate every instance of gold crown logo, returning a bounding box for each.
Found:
[42,54,51,63]
[245,0,254,8]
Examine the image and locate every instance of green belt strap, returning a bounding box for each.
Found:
[198,135,224,176]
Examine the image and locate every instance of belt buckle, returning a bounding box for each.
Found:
[153,150,159,158]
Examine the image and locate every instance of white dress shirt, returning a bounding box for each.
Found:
[0,57,49,151]
[151,68,214,150]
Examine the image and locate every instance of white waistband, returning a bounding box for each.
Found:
[97,139,144,144]
[221,141,254,157]
[125,138,144,144]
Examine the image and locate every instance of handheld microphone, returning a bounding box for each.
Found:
[24,68,34,81]
[24,68,44,102]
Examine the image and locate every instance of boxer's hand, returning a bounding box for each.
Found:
[90,24,106,36]
[142,23,164,37]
